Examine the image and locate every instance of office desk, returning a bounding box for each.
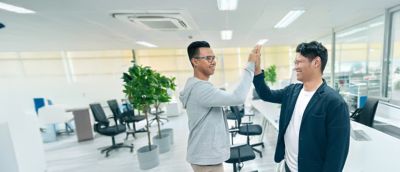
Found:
[0,113,46,172]
[251,100,280,131]
[250,100,400,172]
[66,108,94,142]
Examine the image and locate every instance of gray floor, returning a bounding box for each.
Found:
[44,114,279,172]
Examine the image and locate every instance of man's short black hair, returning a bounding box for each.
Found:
[296,41,328,73]
[187,41,210,67]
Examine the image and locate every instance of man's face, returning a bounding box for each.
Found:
[294,53,319,82]
[192,47,216,76]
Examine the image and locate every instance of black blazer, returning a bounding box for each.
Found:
[253,73,350,172]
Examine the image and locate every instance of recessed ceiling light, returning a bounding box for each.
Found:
[217,0,238,11]
[274,10,305,28]
[136,41,158,48]
[0,2,35,14]
[221,30,233,40]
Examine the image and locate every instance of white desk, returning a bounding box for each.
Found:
[375,101,400,127]
[164,102,184,117]
[251,100,280,131]
[0,113,46,172]
[250,100,400,172]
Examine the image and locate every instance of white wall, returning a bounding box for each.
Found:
[0,76,125,114]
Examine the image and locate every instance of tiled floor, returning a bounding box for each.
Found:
[44,114,280,172]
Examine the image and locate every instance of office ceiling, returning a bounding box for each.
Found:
[0,0,399,51]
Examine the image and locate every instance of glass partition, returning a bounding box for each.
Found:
[388,11,400,105]
[335,16,385,110]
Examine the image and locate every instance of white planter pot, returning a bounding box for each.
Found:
[137,145,159,170]
[152,134,171,153]
[161,128,174,145]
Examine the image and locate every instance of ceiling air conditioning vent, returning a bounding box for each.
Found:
[112,12,191,30]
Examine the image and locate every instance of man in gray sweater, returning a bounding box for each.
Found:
[179,41,261,172]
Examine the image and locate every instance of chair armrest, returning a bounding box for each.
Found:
[241,122,253,125]
[244,114,255,117]
[230,143,248,149]
[229,128,239,133]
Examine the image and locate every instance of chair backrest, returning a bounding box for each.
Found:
[357,97,379,127]
[230,105,244,125]
[37,104,73,125]
[89,103,109,125]
[107,99,121,116]
[33,98,46,114]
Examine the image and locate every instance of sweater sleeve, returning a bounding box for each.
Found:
[194,62,255,107]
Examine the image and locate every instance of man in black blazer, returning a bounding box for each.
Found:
[253,41,350,172]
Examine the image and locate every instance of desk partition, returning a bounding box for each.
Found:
[66,108,94,142]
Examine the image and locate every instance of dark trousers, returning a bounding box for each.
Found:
[285,162,291,172]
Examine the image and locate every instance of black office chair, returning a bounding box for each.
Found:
[227,106,244,144]
[89,103,133,157]
[230,106,264,157]
[350,97,379,127]
[225,144,256,172]
[148,107,168,126]
[107,99,146,139]
[227,105,256,142]
[227,105,244,128]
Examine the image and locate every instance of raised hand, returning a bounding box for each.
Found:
[248,45,261,63]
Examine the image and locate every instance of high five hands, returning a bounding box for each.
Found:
[248,45,262,75]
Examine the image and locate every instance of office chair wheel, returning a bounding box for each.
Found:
[100,149,107,154]
[261,143,265,148]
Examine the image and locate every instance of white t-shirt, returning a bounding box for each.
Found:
[284,88,316,172]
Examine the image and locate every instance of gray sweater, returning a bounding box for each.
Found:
[179,62,255,165]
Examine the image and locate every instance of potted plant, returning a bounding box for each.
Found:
[264,65,277,86]
[151,73,176,153]
[122,61,160,170]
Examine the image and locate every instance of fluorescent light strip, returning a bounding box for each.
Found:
[217,0,238,11]
[221,30,233,40]
[344,36,366,43]
[274,10,305,28]
[136,41,158,48]
[257,39,269,45]
[369,22,383,28]
[0,2,35,14]
[337,27,367,38]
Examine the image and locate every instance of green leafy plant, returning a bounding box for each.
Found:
[264,65,277,85]
[152,72,176,138]
[122,61,175,150]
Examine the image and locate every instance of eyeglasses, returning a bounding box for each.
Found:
[194,56,217,63]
